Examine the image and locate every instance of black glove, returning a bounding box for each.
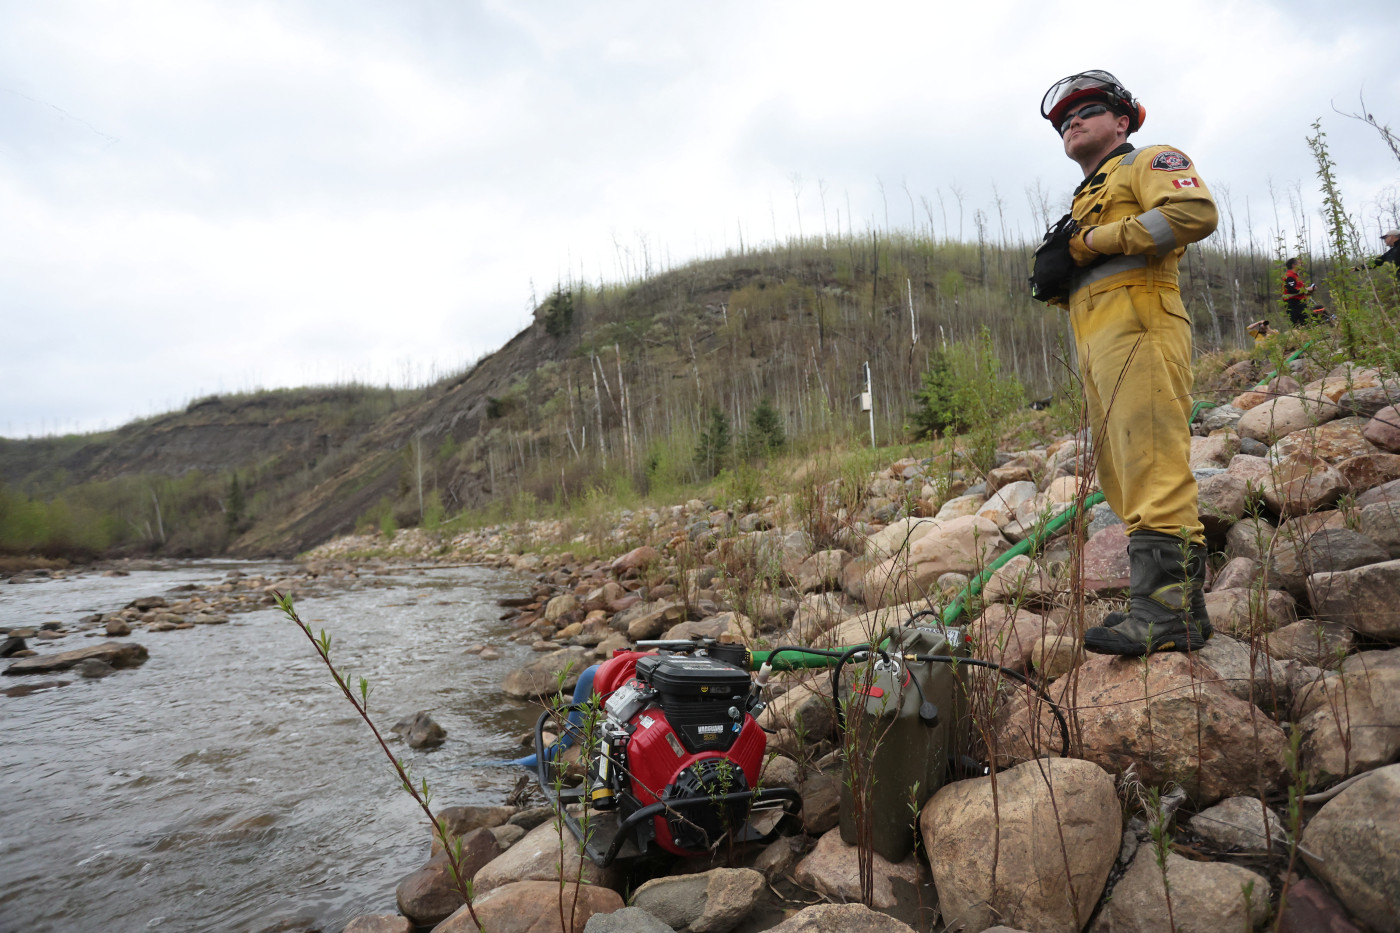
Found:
[1030,212,1079,304]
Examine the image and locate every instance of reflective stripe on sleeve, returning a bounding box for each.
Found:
[1139,208,1177,253]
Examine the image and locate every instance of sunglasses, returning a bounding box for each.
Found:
[1058,102,1110,135]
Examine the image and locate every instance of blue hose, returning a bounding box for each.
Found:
[477,663,600,768]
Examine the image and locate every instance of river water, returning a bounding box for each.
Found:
[0,561,543,933]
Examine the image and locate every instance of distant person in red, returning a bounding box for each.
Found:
[1282,257,1316,326]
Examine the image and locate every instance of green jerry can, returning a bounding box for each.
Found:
[837,622,967,863]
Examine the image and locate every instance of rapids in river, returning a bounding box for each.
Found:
[0,561,542,932]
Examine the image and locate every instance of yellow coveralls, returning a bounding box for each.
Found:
[1061,144,1218,542]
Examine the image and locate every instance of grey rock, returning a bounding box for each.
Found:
[392,710,446,749]
[506,805,554,830]
[1200,404,1244,432]
[1360,501,1400,558]
[1090,850,1269,932]
[585,907,676,933]
[74,658,114,678]
[342,915,412,933]
[1302,763,1400,933]
[764,903,916,933]
[1189,796,1287,850]
[4,641,148,675]
[630,867,763,933]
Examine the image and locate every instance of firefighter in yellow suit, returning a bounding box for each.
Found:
[1040,71,1218,655]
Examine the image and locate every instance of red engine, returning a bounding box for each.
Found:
[589,650,767,856]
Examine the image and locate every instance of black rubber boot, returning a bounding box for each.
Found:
[1086,532,1212,656]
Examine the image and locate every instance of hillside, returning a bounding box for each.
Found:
[0,234,1281,559]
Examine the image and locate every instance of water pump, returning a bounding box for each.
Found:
[533,642,801,866]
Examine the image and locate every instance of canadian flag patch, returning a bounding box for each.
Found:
[1172,177,1201,189]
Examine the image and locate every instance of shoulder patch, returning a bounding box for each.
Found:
[1150,150,1192,172]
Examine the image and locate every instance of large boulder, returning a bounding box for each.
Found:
[4,640,148,675]
[1188,796,1286,851]
[967,603,1052,672]
[920,758,1119,933]
[470,819,621,895]
[431,806,516,854]
[501,647,590,700]
[1232,374,1300,411]
[1360,502,1400,558]
[1265,620,1355,667]
[1237,390,1341,444]
[862,514,1008,608]
[979,554,1058,604]
[794,549,849,593]
[628,867,762,933]
[995,653,1289,804]
[786,593,853,645]
[1271,416,1376,463]
[1337,452,1400,493]
[1363,405,1400,452]
[582,908,673,933]
[1088,850,1269,932]
[758,678,834,744]
[1301,763,1400,933]
[1197,472,1249,538]
[1267,527,1389,602]
[1191,434,1239,469]
[813,601,937,651]
[1260,454,1348,517]
[626,602,687,641]
[1196,634,1288,710]
[863,517,938,560]
[1202,587,1297,639]
[395,829,501,927]
[661,611,754,643]
[1293,667,1400,786]
[437,880,624,933]
[1308,559,1400,640]
[612,546,660,576]
[977,480,1040,526]
[1081,524,1131,593]
[791,826,922,910]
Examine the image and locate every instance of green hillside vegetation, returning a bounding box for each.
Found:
[2,187,1385,560]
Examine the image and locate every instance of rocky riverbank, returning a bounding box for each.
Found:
[321,355,1400,933]
[13,353,1398,931]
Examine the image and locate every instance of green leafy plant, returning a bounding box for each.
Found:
[274,592,484,932]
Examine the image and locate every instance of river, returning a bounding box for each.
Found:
[0,561,543,933]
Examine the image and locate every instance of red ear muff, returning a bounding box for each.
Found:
[1131,102,1146,133]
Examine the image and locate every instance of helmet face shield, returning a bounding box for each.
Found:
[1041,70,1140,132]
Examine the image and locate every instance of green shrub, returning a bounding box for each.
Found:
[695,407,732,479]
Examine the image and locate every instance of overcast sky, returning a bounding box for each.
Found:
[3,0,1397,439]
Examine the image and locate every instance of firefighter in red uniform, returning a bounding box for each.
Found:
[1037,71,1218,655]
[1282,257,1316,326]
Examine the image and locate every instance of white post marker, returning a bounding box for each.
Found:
[862,361,875,449]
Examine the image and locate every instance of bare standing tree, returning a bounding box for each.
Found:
[1334,92,1400,166]
[789,172,805,243]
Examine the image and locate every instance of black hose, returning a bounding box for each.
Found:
[829,644,874,736]
[829,650,1071,762]
[910,654,1071,760]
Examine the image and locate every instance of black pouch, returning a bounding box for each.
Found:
[1029,212,1079,303]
